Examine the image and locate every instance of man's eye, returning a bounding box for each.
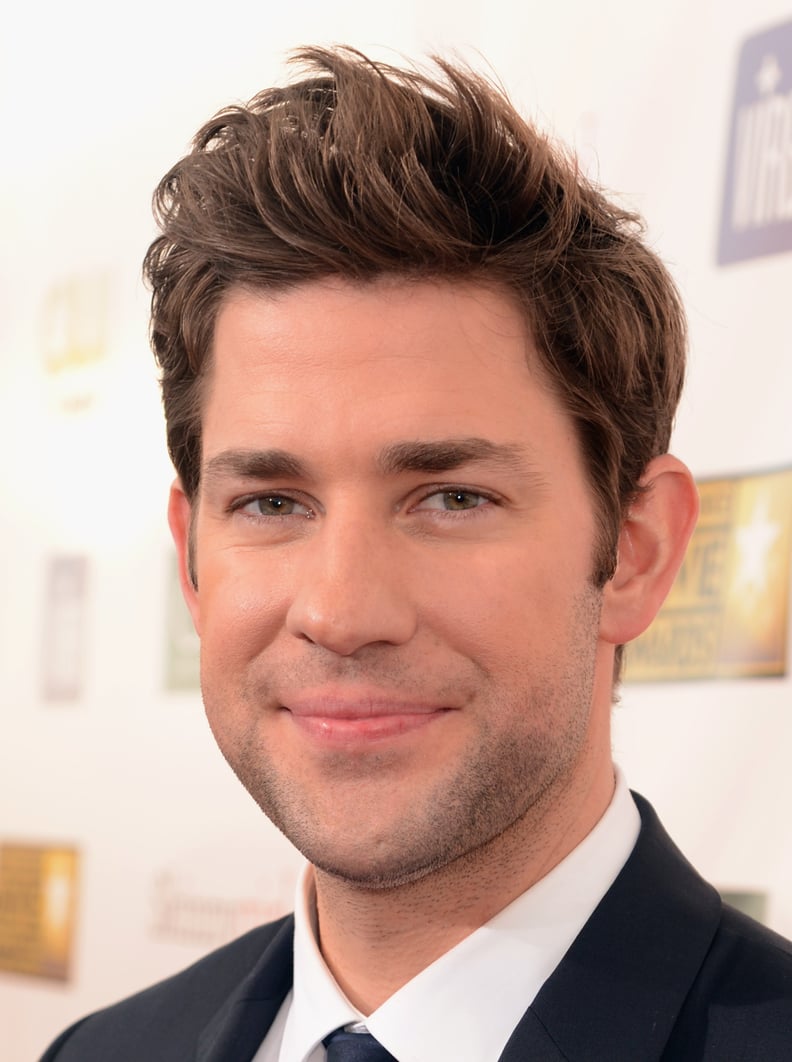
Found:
[416,490,489,512]
[239,495,311,517]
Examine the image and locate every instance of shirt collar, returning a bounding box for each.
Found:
[281,769,640,1062]
[278,870,360,1061]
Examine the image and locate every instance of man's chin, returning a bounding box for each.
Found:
[310,851,447,892]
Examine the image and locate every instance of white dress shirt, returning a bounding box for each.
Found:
[252,771,640,1062]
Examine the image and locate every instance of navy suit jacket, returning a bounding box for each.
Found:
[40,795,792,1060]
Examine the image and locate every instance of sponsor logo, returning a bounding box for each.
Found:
[149,851,298,949]
[0,843,80,980]
[628,467,792,681]
[717,20,792,264]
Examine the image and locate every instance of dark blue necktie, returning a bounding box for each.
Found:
[323,1028,398,1061]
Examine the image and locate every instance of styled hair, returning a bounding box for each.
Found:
[144,45,686,599]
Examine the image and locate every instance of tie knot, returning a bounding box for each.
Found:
[323,1027,398,1061]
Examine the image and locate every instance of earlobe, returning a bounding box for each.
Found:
[600,455,699,647]
[168,480,201,635]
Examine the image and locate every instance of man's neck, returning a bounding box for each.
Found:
[312,758,616,1013]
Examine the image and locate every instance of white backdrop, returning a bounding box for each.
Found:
[2,2,791,1058]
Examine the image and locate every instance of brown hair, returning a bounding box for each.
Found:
[144,45,686,597]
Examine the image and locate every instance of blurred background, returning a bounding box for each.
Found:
[2,1,791,1058]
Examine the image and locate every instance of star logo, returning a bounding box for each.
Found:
[733,501,781,594]
[755,53,783,96]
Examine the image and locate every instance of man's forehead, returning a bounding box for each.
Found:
[205,276,547,415]
[199,276,569,478]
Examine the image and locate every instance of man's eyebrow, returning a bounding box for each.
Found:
[202,449,308,484]
[377,438,534,475]
[201,438,536,486]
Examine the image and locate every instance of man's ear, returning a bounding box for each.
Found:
[168,479,201,635]
[599,455,699,647]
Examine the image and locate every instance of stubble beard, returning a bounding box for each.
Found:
[204,586,603,892]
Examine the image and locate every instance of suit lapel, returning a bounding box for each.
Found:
[499,794,722,1062]
[194,797,720,1062]
[197,915,294,1062]
[498,1008,571,1060]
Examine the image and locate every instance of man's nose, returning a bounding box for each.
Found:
[284,514,418,656]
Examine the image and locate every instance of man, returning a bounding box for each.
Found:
[42,46,792,1061]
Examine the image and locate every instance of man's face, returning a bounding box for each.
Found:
[173,277,616,888]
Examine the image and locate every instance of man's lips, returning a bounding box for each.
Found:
[281,690,453,745]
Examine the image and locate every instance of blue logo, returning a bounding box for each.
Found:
[717,19,792,265]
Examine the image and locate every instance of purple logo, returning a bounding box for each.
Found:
[717,19,792,265]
